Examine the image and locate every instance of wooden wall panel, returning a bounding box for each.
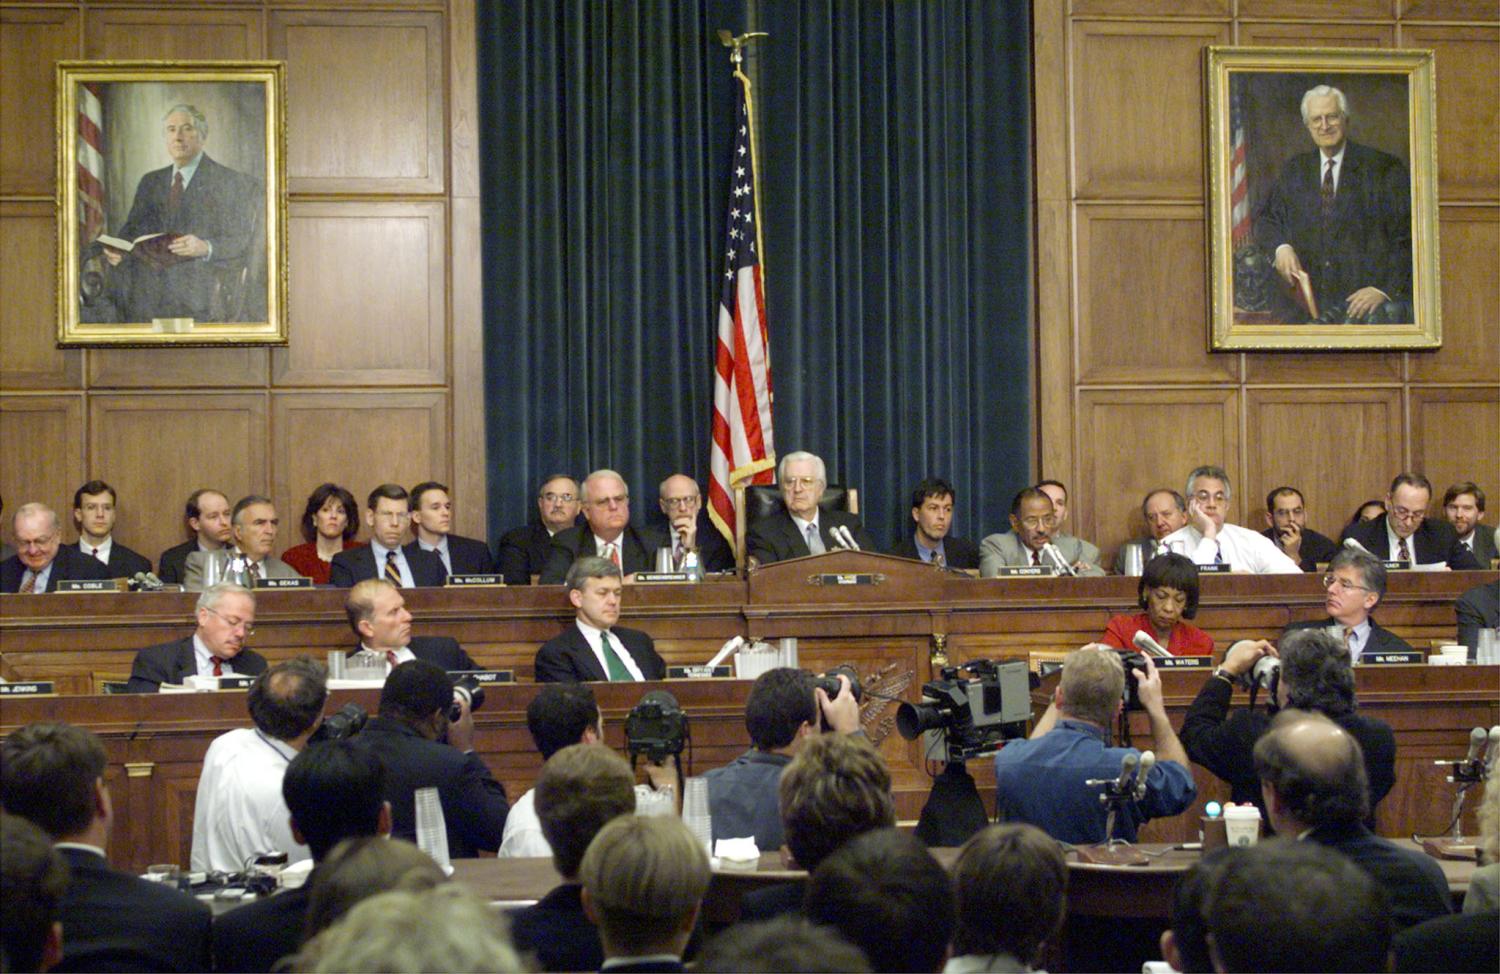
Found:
[1,203,81,390]
[88,348,268,389]
[87,394,269,558]
[270,10,445,194]
[1075,205,1236,384]
[83,8,262,59]
[1401,1,1500,22]
[1401,25,1499,200]
[1075,389,1240,563]
[0,396,86,523]
[270,391,448,553]
[1238,21,1395,46]
[1240,0,1393,18]
[0,9,77,196]
[1244,388,1404,540]
[272,202,447,386]
[1410,208,1500,383]
[1409,388,1500,500]
[1071,20,1230,200]
[1071,0,1228,17]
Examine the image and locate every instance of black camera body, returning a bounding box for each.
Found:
[1120,651,1148,712]
[896,658,1031,763]
[449,674,486,722]
[625,690,689,762]
[308,702,368,745]
[811,664,863,732]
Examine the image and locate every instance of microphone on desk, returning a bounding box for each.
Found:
[129,571,165,592]
[1342,537,1373,555]
[830,525,860,551]
[1113,751,1139,794]
[1041,542,1076,576]
[1132,630,1174,658]
[1463,726,1487,766]
[1133,750,1156,800]
[1486,726,1500,778]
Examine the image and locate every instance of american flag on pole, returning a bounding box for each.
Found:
[1229,81,1251,248]
[77,83,106,242]
[707,72,776,545]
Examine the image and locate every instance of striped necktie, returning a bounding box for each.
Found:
[19,571,37,594]
[385,550,403,586]
[1396,537,1411,563]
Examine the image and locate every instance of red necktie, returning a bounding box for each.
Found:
[168,171,184,214]
[1030,550,1040,566]
[1397,537,1411,563]
[212,657,225,677]
[605,543,620,569]
[386,651,400,670]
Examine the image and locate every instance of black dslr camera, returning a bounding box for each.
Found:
[308,702,368,745]
[448,674,486,722]
[1120,651,1148,712]
[811,664,863,732]
[625,690,689,761]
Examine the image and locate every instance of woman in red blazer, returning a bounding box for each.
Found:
[1102,552,1214,657]
[281,483,364,585]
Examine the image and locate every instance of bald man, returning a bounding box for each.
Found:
[2,504,112,593]
[641,474,734,574]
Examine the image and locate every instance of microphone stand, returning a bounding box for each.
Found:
[1416,738,1491,860]
[1077,775,1148,866]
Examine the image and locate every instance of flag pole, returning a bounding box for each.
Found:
[718,31,769,294]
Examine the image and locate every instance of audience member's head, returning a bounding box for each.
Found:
[696,916,872,973]
[1,812,68,973]
[295,883,521,974]
[745,667,818,752]
[377,659,455,739]
[1055,644,1125,727]
[248,657,328,743]
[1159,846,1243,974]
[1254,710,1370,835]
[1207,838,1390,972]
[951,824,1067,969]
[301,836,446,944]
[525,683,602,760]
[1277,627,1357,717]
[778,733,894,872]
[282,741,390,862]
[1349,499,1386,526]
[534,743,636,880]
[804,827,953,974]
[580,814,711,960]
[1,721,109,842]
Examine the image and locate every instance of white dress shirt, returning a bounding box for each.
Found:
[1160,522,1301,574]
[369,540,415,587]
[497,788,551,858]
[575,619,645,681]
[360,642,416,673]
[190,727,310,873]
[82,537,113,564]
[193,633,243,677]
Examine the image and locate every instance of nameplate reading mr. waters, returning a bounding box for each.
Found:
[1363,651,1426,665]
[446,574,505,587]
[254,577,312,589]
[1153,656,1213,670]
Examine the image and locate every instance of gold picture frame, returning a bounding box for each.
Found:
[1205,47,1439,351]
[55,61,287,346]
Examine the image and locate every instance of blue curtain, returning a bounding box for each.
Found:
[478,0,1031,548]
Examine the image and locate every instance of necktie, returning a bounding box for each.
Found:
[168,171,184,215]
[804,523,826,555]
[386,650,400,671]
[1396,537,1411,563]
[933,549,945,569]
[247,561,261,584]
[1214,542,1225,566]
[89,546,102,562]
[599,631,633,681]
[673,540,685,570]
[19,572,36,594]
[1321,159,1335,216]
[1342,626,1354,656]
[212,657,226,677]
[385,550,403,586]
[603,542,620,569]
[1030,549,1040,567]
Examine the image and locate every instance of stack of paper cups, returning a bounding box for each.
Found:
[413,787,452,872]
[681,777,714,857]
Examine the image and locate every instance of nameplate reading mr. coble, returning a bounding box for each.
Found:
[1152,656,1213,670]
[448,669,514,684]
[991,566,1054,578]
[0,681,56,696]
[1363,651,1426,665]
[808,573,884,586]
[56,578,127,593]
[446,574,505,587]
[254,577,312,589]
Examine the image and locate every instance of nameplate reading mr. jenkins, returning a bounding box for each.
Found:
[0,682,56,696]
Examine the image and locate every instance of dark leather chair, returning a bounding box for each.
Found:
[734,483,860,568]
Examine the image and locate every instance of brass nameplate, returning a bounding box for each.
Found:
[57,578,128,592]
[808,573,885,586]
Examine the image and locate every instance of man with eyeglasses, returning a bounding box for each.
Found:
[125,582,268,691]
[183,495,304,591]
[981,487,1105,576]
[745,451,876,566]
[642,474,734,573]
[1260,485,1339,572]
[330,484,447,588]
[498,474,582,584]
[1159,466,1300,574]
[1,503,111,593]
[1283,548,1412,662]
[1341,473,1481,570]
[540,469,652,584]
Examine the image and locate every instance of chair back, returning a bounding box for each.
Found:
[734,483,860,568]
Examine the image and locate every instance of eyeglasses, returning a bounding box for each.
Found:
[541,492,576,504]
[782,477,821,489]
[373,510,411,522]
[1321,573,1370,594]
[661,496,699,509]
[1389,505,1425,522]
[1192,490,1229,504]
[203,607,255,636]
[1017,516,1058,530]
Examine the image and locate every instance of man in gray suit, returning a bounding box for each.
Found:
[184,495,302,590]
[1443,482,1497,566]
[981,487,1104,577]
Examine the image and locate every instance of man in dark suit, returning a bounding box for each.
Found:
[1341,472,1481,570]
[539,469,653,584]
[65,479,152,579]
[509,743,638,973]
[1180,627,1395,826]
[212,741,392,973]
[1283,548,1412,661]
[1260,485,1339,572]
[580,816,709,974]
[1443,481,1497,566]
[1254,85,1412,324]
[157,488,233,584]
[1256,711,1450,931]
[125,582,268,691]
[330,483,447,588]
[409,480,496,575]
[1,721,212,972]
[1457,579,1499,660]
[745,451,877,566]
[497,474,582,585]
[641,473,735,574]
[97,104,261,323]
[891,477,980,569]
[345,578,478,673]
[1,503,112,593]
[350,659,509,858]
[536,556,664,682]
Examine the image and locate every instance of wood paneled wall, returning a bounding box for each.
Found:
[1035,0,1500,566]
[0,1,485,562]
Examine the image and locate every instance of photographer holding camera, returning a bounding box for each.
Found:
[350,659,509,858]
[1180,626,1396,825]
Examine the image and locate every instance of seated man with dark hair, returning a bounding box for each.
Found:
[535,555,664,682]
[1261,485,1339,572]
[1207,838,1391,973]
[947,823,1068,974]
[343,578,477,674]
[190,656,328,872]
[408,480,497,575]
[211,741,392,973]
[804,828,954,974]
[1283,547,1412,660]
[2,722,212,972]
[157,488,233,584]
[1,812,69,974]
[329,484,447,588]
[892,477,980,569]
[509,743,638,973]
[1255,710,1449,931]
[580,814,712,973]
[704,667,860,852]
[500,683,604,857]
[1156,847,1243,974]
[696,917,871,974]
[66,479,152,579]
[1180,626,1396,822]
[497,474,582,585]
[350,659,508,858]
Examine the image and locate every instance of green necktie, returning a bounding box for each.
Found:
[600,630,633,681]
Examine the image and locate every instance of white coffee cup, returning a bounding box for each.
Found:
[1223,804,1262,847]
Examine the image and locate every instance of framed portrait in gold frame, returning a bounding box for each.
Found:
[1205,47,1439,351]
[55,61,287,347]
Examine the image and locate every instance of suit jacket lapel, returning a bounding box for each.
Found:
[173,636,197,683]
[569,627,608,682]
